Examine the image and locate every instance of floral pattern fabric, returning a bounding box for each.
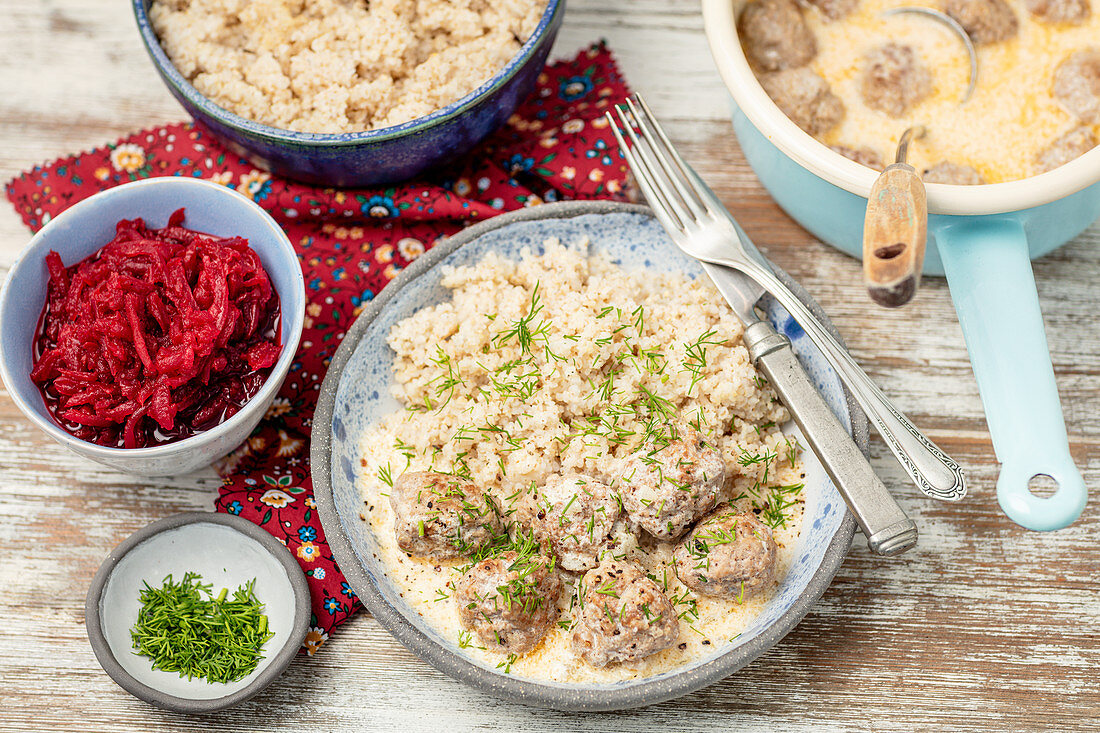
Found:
[5,43,632,654]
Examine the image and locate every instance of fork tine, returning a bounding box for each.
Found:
[629,94,727,218]
[626,121,688,216]
[624,129,679,221]
[607,110,682,235]
[630,96,777,264]
[612,105,695,230]
[624,97,711,222]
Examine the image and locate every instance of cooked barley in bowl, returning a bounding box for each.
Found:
[150,0,548,133]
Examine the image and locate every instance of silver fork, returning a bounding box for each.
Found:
[608,95,966,502]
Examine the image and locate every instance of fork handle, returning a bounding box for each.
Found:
[736,259,966,502]
[744,321,917,555]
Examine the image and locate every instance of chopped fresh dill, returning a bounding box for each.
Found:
[393,437,415,469]
[759,483,805,529]
[497,653,519,674]
[428,346,464,411]
[457,629,484,650]
[631,305,645,337]
[738,448,777,468]
[680,329,726,396]
[129,573,273,684]
[492,283,553,359]
[784,436,802,466]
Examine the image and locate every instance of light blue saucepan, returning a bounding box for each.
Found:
[703,0,1099,531]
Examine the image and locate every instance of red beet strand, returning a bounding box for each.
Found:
[31,208,282,449]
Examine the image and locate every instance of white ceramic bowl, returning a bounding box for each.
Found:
[0,178,305,476]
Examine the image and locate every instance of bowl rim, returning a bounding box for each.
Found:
[701,0,1100,216]
[0,176,306,460]
[310,200,862,711]
[131,0,566,146]
[84,511,311,713]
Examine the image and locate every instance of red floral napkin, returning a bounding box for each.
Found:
[6,43,632,655]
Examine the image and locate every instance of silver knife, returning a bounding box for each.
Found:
[702,253,917,556]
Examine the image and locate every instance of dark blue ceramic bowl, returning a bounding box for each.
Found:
[131,0,565,186]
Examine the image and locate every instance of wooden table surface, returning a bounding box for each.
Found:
[2,1,1097,730]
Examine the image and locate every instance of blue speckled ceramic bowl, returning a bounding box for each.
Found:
[131,0,564,186]
[312,202,862,710]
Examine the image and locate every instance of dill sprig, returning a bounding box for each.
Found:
[680,329,727,396]
[759,482,805,529]
[428,346,464,411]
[737,446,806,529]
[492,283,553,358]
[129,572,274,684]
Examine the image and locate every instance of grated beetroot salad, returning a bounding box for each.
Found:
[30,208,282,449]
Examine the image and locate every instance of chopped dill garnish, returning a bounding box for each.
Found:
[129,573,274,684]
[393,438,415,469]
[457,629,484,650]
[594,579,620,597]
[635,385,676,422]
[631,305,646,337]
[668,587,700,622]
[738,448,777,468]
[428,346,464,410]
[759,483,805,529]
[680,329,726,396]
[784,436,802,466]
[492,283,553,358]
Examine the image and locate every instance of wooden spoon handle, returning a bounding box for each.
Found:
[862,162,927,307]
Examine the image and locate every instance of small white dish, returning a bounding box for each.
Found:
[85,512,310,713]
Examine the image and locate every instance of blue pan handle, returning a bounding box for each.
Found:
[936,218,1086,531]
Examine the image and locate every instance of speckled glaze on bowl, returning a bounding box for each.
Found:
[0,177,305,476]
[131,0,565,187]
[85,512,311,713]
[311,201,862,711]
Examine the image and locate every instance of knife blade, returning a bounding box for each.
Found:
[702,259,917,556]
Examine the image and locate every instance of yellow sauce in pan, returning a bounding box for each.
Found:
[804,0,1100,182]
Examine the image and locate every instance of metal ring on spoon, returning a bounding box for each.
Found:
[894,125,927,164]
[881,6,978,104]
[862,8,978,306]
